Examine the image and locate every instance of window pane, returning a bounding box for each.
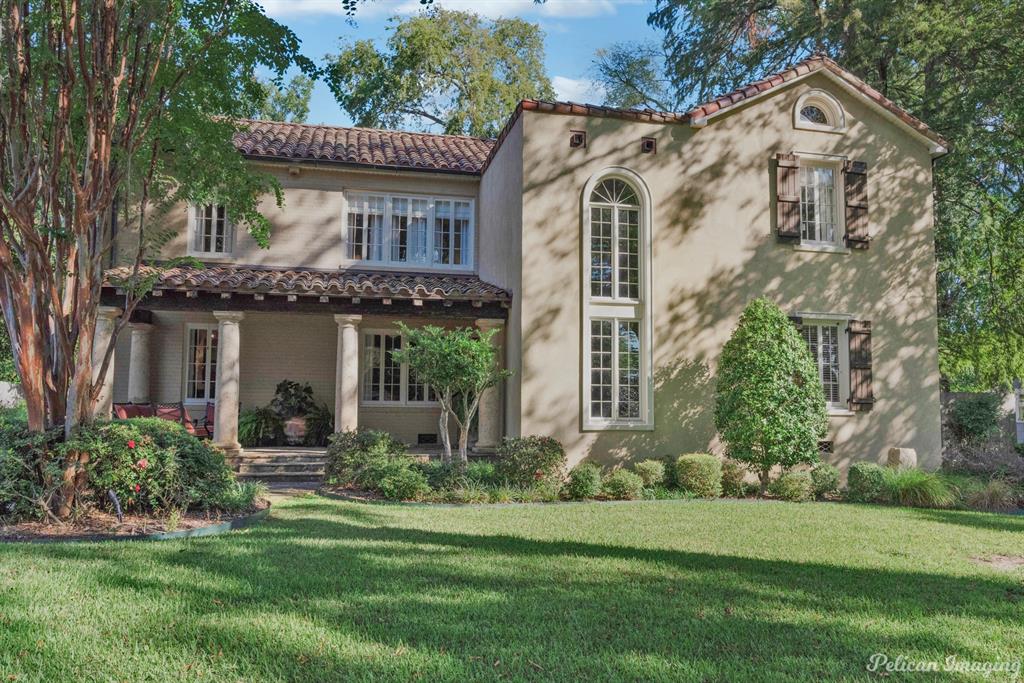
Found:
[391,197,409,262]
[347,196,366,260]
[590,320,613,418]
[803,323,841,405]
[617,321,641,419]
[453,201,471,265]
[590,207,613,297]
[434,200,452,264]
[617,208,639,299]
[366,196,385,261]
[382,335,402,401]
[800,167,836,244]
[410,199,430,263]
[362,333,381,401]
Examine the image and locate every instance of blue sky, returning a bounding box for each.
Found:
[259,0,661,127]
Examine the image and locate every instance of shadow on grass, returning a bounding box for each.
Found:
[905,507,1024,534]
[5,498,1023,680]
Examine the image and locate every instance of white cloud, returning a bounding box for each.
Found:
[262,0,638,20]
[552,75,605,103]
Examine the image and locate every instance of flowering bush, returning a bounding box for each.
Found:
[60,419,242,514]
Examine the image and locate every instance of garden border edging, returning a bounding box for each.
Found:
[0,505,270,544]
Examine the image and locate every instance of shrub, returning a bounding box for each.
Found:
[769,471,814,502]
[675,454,722,498]
[602,469,645,500]
[562,463,603,500]
[714,298,828,493]
[488,486,515,503]
[950,394,1003,444]
[882,468,956,508]
[0,420,61,520]
[379,468,431,501]
[495,436,567,487]
[210,481,267,512]
[846,462,887,503]
[720,459,748,498]
[659,455,679,488]
[238,407,285,447]
[270,380,316,419]
[964,479,1018,512]
[633,459,666,487]
[303,402,335,447]
[324,429,413,492]
[439,484,491,504]
[464,461,498,486]
[415,460,459,489]
[810,463,840,499]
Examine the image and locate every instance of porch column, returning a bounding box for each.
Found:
[334,314,362,432]
[475,318,504,451]
[92,306,122,419]
[126,322,153,404]
[213,311,244,454]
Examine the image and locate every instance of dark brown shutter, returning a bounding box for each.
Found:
[843,160,869,249]
[788,314,804,329]
[775,153,801,242]
[847,320,874,411]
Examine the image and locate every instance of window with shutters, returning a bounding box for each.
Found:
[800,317,851,413]
[344,191,474,271]
[361,330,437,406]
[188,204,233,257]
[582,170,653,430]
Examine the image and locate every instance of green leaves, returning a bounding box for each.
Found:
[325,8,554,137]
[714,298,828,483]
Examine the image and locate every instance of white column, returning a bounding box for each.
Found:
[334,314,362,432]
[213,311,244,453]
[475,318,504,451]
[92,306,122,419]
[127,322,153,404]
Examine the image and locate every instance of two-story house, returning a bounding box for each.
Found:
[101,56,947,471]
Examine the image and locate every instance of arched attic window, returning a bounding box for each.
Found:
[794,90,846,133]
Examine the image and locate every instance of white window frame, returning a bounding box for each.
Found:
[796,157,845,249]
[187,204,234,258]
[793,89,847,133]
[581,168,654,431]
[183,323,218,405]
[797,312,853,416]
[359,328,439,407]
[341,191,475,272]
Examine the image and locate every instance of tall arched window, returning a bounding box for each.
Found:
[582,170,653,430]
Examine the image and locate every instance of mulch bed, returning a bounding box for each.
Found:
[0,499,270,542]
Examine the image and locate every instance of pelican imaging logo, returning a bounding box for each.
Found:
[867,654,1021,678]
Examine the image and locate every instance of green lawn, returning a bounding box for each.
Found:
[1,496,1023,682]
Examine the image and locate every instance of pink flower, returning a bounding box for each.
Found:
[127,440,136,449]
[136,458,149,470]
[134,484,141,493]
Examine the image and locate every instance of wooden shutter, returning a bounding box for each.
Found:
[775,153,801,242]
[788,314,804,329]
[847,320,874,411]
[843,160,869,249]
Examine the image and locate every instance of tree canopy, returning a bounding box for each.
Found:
[646,0,1024,390]
[325,8,554,137]
[251,74,315,123]
[591,41,685,112]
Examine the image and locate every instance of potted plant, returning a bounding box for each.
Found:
[270,380,316,445]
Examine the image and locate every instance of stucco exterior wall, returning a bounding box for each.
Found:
[115,165,480,271]
[513,71,942,471]
[478,115,524,435]
[110,311,472,445]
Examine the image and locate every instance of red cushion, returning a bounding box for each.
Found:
[137,405,156,418]
[155,406,181,421]
[113,404,130,420]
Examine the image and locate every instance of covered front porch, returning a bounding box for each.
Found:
[98,264,511,457]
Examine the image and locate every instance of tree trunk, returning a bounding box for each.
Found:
[758,470,771,497]
[437,405,452,465]
[457,428,469,468]
[56,450,89,519]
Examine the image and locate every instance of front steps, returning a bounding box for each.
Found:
[229,447,327,483]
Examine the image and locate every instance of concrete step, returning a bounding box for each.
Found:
[239,473,324,484]
[235,462,325,475]
[228,455,328,466]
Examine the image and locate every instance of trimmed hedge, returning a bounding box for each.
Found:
[563,463,603,500]
[602,469,645,500]
[495,436,567,487]
[675,454,722,498]
[810,463,840,499]
[769,471,814,503]
[634,459,666,487]
[846,462,887,503]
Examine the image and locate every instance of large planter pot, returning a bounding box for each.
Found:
[283,416,308,445]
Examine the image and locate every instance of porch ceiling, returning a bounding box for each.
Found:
[105,264,511,305]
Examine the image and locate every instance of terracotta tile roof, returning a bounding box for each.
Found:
[233,120,493,174]
[105,264,511,302]
[683,55,948,149]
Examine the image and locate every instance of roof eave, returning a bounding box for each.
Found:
[241,154,484,177]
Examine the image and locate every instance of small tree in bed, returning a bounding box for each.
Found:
[714,298,828,494]
[393,323,510,467]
